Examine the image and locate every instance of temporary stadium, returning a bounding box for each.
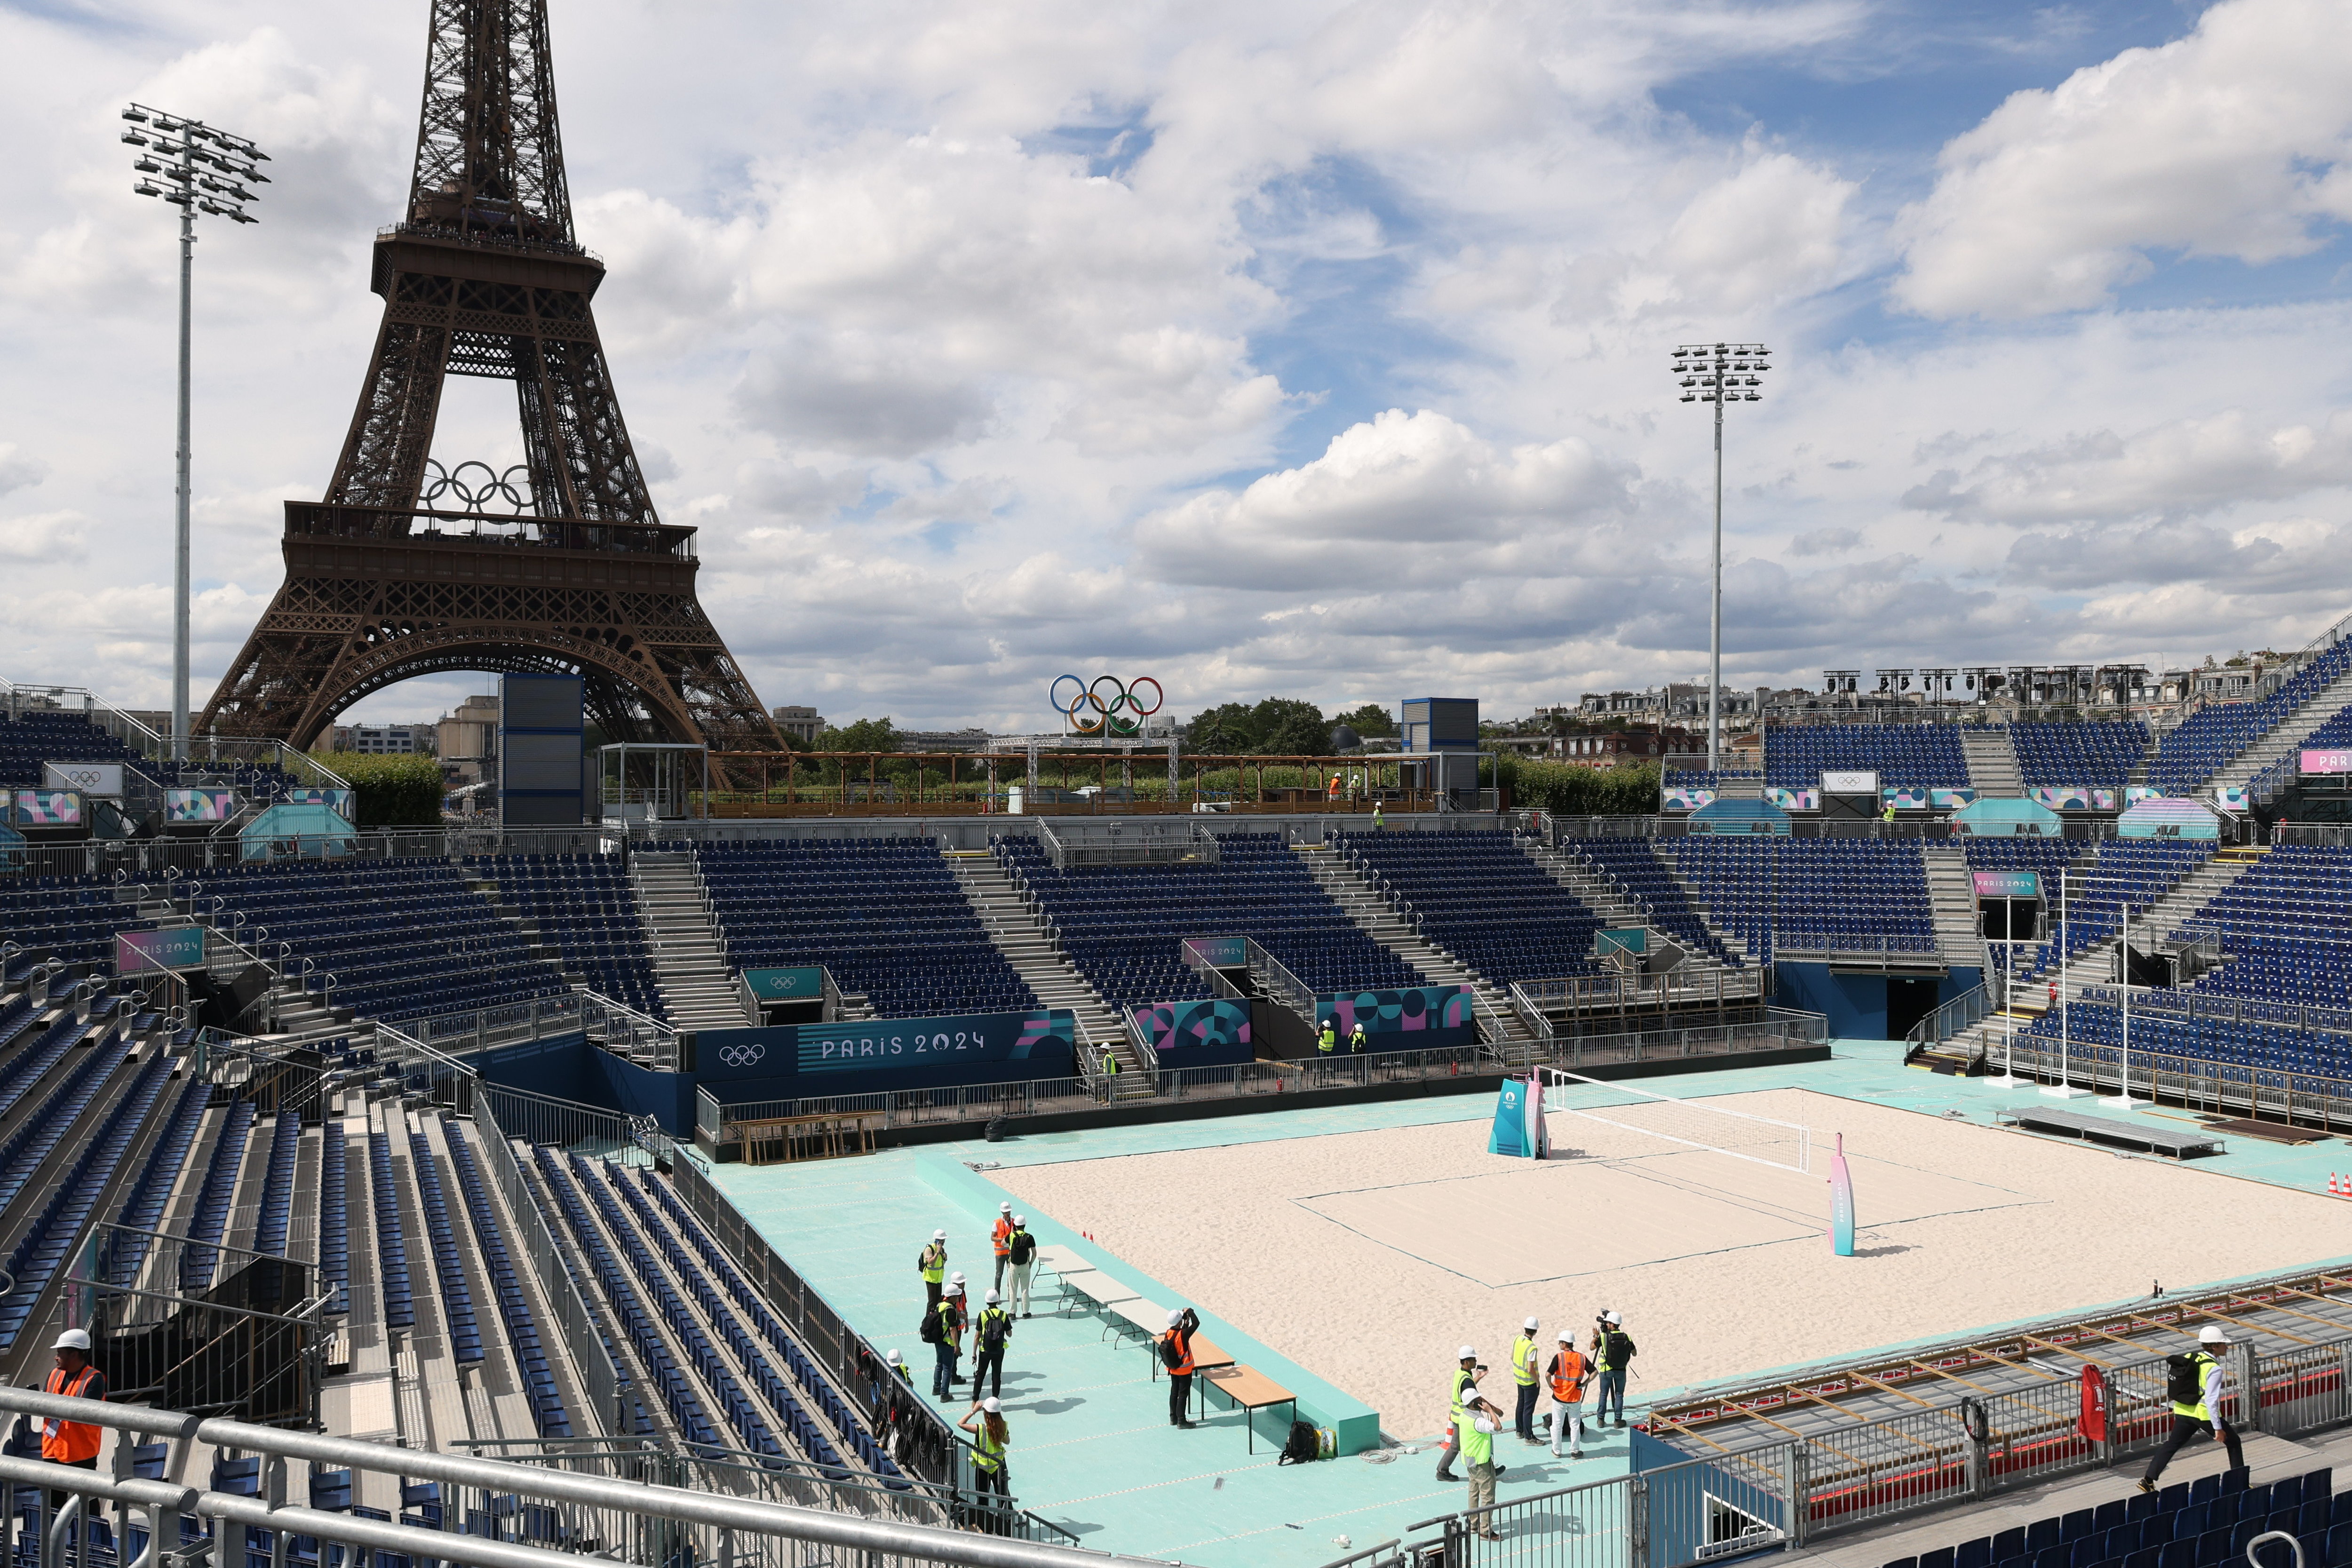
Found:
[14,5,2352,1568]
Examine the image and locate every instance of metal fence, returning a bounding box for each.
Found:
[665,1157,983,1505]
[1343,1330,2352,1568]
[701,1015,1828,1140]
[0,1386,1171,1568]
[470,1094,628,1435]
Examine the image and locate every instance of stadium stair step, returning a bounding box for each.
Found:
[1922,846,1990,968]
[630,853,749,1032]
[1959,728,2025,798]
[1288,842,1537,1055]
[951,856,1147,1090]
[2214,664,2352,797]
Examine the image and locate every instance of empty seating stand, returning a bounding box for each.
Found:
[0,879,159,977]
[697,837,1036,1019]
[1764,724,1972,791]
[1565,838,1740,966]
[441,1123,570,1435]
[1336,829,1601,987]
[468,854,668,1022]
[998,832,1422,1011]
[2011,720,2151,791]
[2149,641,2352,794]
[1884,1463,2340,1568]
[406,1129,484,1364]
[1670,838,1937,963]
[2174,846,2352,1009]
[185,860,570,1025]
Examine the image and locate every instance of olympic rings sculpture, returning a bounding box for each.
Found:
[716,1041,767,1068]
[422,458,533,515]
[1050,674,1164,738]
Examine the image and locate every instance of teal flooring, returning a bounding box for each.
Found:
[707,1041,2352,1567]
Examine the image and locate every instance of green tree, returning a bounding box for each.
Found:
[1335,702,1398,738]
[1250,697,1330,756]
[1186,703,1259,753]
[315,753,444,827]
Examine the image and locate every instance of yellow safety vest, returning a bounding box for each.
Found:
[2172,1351,2217,1421]
[1510,1335,1539,1387]
[973,1423,1005,1473]
[1449,1367,1475,1420]
[921,1245,945,1284]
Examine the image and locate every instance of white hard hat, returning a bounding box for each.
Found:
[1523,1316,1539,1331]
[52,1329,90,1352]
[1013,1214,1026,1226]
[933,1228,947,1241]
[1000,1202,1012,1212]
[1458,1345,1477,1360]
[2199,1325,2230,1345]
[950,1271,966,1286]
[982,1397,1001,1413]
[1168,1308,1186,1327]
[985,1290,1001,1305]
[1557,1330,1573,1342]
[1604,1311,1622,1326]
[885,1348,902,1364]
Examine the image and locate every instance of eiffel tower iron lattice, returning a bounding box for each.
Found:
[200,0,782,764]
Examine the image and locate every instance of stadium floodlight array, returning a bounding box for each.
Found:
[1671,342,1771,775]
[122,103,269,766]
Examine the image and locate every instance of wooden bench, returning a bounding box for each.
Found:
[1058,1271,1140,1321]
[1199,1365,1297,1451]
[726,1111,882,1164]
[1147,1331,1237,1420]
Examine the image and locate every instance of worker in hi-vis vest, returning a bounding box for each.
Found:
[1509,1317,1542,1442]
[1435,1346,1496,1483]
[990,1202,1015,1291]
[1546,1331,1591,1458]
[2140,1324,2244,1491]
[918,1229,948,1307]
[1349,1020,1369,1055]
[1318,1018,1338,1054]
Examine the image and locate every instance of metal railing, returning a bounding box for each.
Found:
[664,1158,985,1506]
[2001,1023,2352,1126]
[1906,979,1993,1049]
[704,1017,1827,1135]
[1511,967,1771,1027]
[471,1094,632,1435]
[2075,979,2352,1043]
[0,1386,1164,1568]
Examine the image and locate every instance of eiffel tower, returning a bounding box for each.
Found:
[200,0,782,759]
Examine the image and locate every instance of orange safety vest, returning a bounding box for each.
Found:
[992,1218,1013,1258]
[42,1365,102,1462]
[1549,1349,1589,1404]
[1162,1328,1195,1377]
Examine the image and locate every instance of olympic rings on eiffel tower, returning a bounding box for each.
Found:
[1049,674,1164,737]
[422,458,533,515]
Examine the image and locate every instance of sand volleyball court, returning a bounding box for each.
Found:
[995,1088,2352,1440]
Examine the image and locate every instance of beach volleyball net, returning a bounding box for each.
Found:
[1538,1069,1812,1175]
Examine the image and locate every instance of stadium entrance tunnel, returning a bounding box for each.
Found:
[1887,976,1938,1041]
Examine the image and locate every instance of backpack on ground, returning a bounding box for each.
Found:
[920,1309,942,1345]
[2166,1353,2205,1404]
[1278,1419,1320,1465]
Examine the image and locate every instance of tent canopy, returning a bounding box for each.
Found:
[2116,797,2221,841]
[1948,797,2065,836]
[239,802,358,861]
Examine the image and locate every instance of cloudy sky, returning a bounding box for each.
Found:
[5,0,2352,734]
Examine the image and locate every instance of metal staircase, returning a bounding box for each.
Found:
[627,853,746,1032]
[1921,846,1986,967]
[1288,842,1537,1057]
[1528,838,1746,973]
[948,850,1152,1096]
[1959,728,2024,798]
[2217,666,2352,799]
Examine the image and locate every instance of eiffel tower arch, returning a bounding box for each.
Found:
[201,0,782,760]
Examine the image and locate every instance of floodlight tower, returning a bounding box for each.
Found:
[1672,342,1770,773]
[123,103,268,764]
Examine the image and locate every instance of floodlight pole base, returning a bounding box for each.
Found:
[2099,1094,2143,1110]
[2041,1083,2093,1099]
[1984,1075,2029,1088]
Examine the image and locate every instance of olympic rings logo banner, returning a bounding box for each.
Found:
[716,1041,767,1068]
[1051,674,1163,738]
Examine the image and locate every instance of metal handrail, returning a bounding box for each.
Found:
[0,1388,1163,1568]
